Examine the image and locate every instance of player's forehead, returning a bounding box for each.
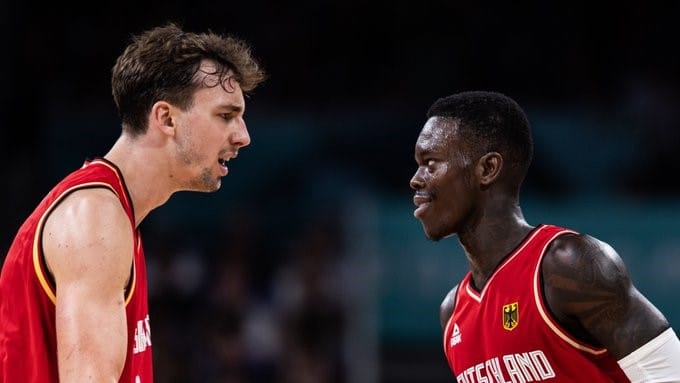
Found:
[416,117,461,151]
[192,60,245,109]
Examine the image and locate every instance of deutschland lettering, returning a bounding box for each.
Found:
[456,350,556,383]
[133,315,152,354]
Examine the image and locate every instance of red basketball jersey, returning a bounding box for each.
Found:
[443,224,629,382]
[0,158,153,382]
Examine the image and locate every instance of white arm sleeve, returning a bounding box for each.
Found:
[617,327,680,382]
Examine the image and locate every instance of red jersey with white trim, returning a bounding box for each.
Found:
[442,224,629,382]
[0,158,153,383]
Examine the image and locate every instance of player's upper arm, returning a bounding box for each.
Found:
[43,187,133,382]
[541,232,669,360]
[440,284,459,329]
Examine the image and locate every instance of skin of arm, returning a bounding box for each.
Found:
[541,233,670,360]
[440,284,459,375]
[43,188,133,382]
[440,284,459,329]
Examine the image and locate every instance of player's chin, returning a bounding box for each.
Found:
[188,178,221,193]
[422,224,446,242]
[213,179,222,191]
[425,232,445,242]
[205,179,222,192]
[202,170,223,191]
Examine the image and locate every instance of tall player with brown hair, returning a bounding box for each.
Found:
[0,23,265,382]
[410,91,680,381]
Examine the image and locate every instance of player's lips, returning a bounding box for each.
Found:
[217,152,238,176]
[413,193,432,217]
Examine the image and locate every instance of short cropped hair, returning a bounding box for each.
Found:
[111,23,266,135]
[427,91,533,179]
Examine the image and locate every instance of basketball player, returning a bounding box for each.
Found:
[0,23,265,382]
[410,91,680,381]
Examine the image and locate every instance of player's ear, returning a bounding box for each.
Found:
[476,152,503,187]
[151,101,176,136]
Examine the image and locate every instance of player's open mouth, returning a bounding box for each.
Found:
[218,157,230,176]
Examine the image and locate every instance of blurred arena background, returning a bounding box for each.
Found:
[1,2,679,382]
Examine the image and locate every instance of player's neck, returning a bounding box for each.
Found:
[460,207,533,290]
[103,134,175,227]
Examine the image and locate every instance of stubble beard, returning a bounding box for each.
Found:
[196,168,221,192]
[176,136,221,193]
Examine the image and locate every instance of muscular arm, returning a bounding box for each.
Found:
[541,233,670,360]
[43,188,133,382]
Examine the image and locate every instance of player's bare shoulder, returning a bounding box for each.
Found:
[43,187,133,284]
[542,231,630,294]
[540,231,633,342]
[44,187,130,239]
[440,284,459,329]
[542,230,672,359]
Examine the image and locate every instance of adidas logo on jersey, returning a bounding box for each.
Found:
[450,323,462,346]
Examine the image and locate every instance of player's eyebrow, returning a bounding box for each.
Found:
[220,104,244,113]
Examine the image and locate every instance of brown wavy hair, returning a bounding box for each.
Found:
[111,22,267,135]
